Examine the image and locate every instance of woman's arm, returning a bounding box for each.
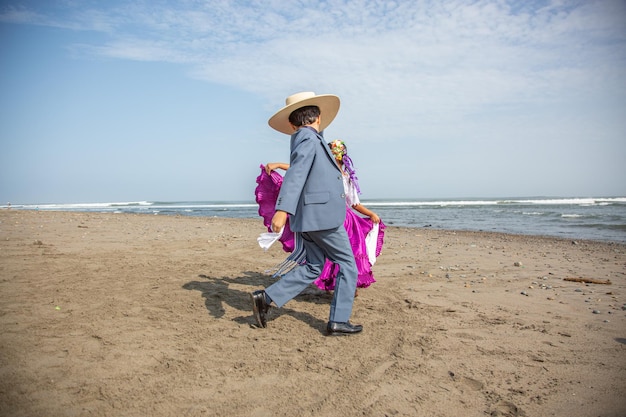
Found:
[351,203,380,223]
[265,162,290,175]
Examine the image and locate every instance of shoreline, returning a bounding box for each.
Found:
[5,206,626,245]
[1,210,625,416]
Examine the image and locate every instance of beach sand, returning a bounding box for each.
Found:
[0,209,625,417]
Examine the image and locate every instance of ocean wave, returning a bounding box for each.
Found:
[14,201,152,210]
[362,197,626,208]
[510,197,626,206]
[7,201,259,210]
[5,197,624,211]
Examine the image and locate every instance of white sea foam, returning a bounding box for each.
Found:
[362,197,626,207]
[512,197,626,205]
[368,200,498,207]
[5,201,258,211]
[16,201,152,210]
[3,197,624,211]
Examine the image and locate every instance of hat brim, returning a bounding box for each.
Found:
[268,94,340,135]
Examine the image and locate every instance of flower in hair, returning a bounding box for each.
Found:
[330,140,346,161]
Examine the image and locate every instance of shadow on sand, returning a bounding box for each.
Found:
[183,272,334,333]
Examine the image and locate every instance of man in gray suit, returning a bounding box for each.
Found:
[251,92,362,336]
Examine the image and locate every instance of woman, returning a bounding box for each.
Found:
[255,140,385,292]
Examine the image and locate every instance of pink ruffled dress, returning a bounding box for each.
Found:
[255,164,385,290]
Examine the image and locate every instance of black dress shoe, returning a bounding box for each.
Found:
[326,321,363,336]
[251,290,270,328]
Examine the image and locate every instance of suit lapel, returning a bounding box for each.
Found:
[316,133,341,172]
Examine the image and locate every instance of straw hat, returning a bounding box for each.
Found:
[268,91,340,135]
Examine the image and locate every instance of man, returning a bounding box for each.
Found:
[251,91,362,336]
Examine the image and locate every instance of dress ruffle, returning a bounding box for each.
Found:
[314,209,386,290]
[254,165,385,290]
[255,164,295,253]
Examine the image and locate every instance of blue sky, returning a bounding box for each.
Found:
[1,0,625,204]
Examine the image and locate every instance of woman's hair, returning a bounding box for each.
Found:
[288,105,320,127]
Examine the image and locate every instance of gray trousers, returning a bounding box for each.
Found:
[265,226,358,323]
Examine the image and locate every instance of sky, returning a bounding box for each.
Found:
[1,0,625,204]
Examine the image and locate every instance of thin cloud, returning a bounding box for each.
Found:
[4,1,624,102]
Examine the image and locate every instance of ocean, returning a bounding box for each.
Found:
[6,197,626,243]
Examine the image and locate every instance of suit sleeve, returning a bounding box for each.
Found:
[275,132,316,215]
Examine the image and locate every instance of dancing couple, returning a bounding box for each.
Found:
[251,92,384,336]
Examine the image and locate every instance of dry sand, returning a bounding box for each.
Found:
[0,209,625,417]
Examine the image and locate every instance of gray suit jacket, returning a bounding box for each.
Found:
[275,127,347,232]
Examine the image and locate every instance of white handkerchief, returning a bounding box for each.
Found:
[257,227,284,251]
[365,223,379,265]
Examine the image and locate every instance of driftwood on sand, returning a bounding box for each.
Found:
[563,277,612,285]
